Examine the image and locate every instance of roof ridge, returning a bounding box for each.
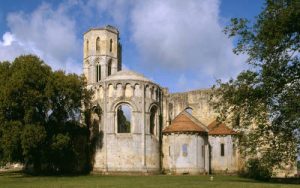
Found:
[163,112,207,134]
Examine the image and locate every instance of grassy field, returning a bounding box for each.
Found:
[0,171,299,188]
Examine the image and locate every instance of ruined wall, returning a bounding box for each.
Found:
[165,89,217,128]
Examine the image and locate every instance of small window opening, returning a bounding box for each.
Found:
[108,60,112,76]
[221,143,225,156]
[96,65,101,82]
[109,39,113,52]
[96,37,100,52]
[182,144,188,157]
[185,107,193,115]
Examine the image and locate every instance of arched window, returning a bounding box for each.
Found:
[96,64,101,82]
[185,107,193,115]
[182,144,188,157]
[117,104,131,133]
[150,105,158,135]
[109,39,113,52]
[107,60,112,76]
[96,37,100,52]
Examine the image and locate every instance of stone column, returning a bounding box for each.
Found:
[205,143,209,173]
[142,84,146,169]
[104,82,108,172]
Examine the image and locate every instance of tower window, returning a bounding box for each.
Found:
[108,60,112,76]
[220,143,225,156]
[96,37,100,52]
[96,64,101,82]
[117,104,131,133]
[110,39,113,52]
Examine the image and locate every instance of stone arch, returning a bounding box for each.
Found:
[90,104,103,131]
[90,104,104,149]
[110,100,138,112]
[134,83,142,97]
[116,83,123,97]
[149,103,159,135]
[125,83,133,98]
[145,85,151,98]
[152,87,157,100]
[108,84,114,97]
[98,86,104,99]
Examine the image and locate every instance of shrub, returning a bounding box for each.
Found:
[245,158,272,181]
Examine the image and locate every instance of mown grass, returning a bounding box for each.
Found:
[0,171,299,188]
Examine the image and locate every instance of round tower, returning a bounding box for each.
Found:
[83,25,122,84]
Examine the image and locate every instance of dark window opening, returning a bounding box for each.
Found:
[150,106,158,134]
[108,60,112,76]
[185,107,193,115]
[221,143,225,156]
[110,39,113,52]
[96,65,101,82]
[96,37,100,52]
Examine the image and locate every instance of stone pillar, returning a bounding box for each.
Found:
[205,144,209,173]
[104,82,108,172]
[142,84,146,169]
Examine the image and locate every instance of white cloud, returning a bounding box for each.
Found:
[0,0,247,91]
[0,3,81,73]
[130,0,246,79]
[0,32,15,46]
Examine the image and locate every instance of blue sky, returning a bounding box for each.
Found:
[0,0,263,92]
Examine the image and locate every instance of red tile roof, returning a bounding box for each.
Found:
[163,112,207,134]
[208,120,237,135]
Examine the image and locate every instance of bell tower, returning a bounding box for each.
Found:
[83,25,122,84]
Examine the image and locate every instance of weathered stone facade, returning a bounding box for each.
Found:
[84,25,240,174]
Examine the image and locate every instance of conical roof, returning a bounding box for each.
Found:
[208,120,237,135]
[163,111,207,134]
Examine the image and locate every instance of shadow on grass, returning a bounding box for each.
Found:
[0,170,90,179]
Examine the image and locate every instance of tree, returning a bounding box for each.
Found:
[0,55,93,174]
[211,0,300,178]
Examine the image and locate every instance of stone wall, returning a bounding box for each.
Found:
[92,78,162,173]
[208,135,239,173]
[164,89,217,128]
[162,134,208,174]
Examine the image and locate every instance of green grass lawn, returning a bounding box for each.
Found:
[0,171,299,188]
